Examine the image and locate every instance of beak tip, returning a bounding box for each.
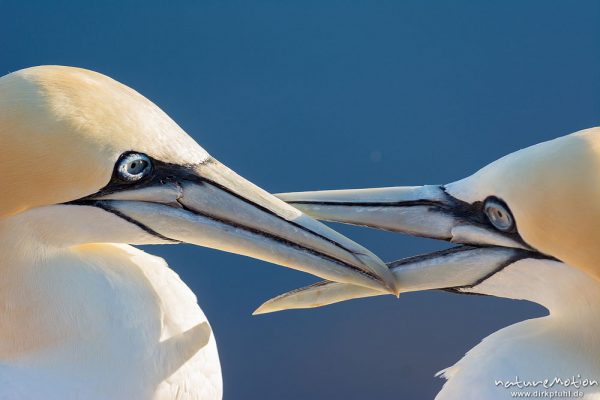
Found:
[354,253,398,295]
[252,304,272,315]
[379,269,399,296]
[387,282,400,297]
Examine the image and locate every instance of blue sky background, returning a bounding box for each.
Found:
[2,1,599,398]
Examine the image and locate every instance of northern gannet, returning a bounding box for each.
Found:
[257,128,600,399]
[0,66,396,400]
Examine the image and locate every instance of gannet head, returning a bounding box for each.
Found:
[0,65,396,293]
[253,127,600,313]
[446,128,600,279]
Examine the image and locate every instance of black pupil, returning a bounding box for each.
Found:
[484,198,514,232]
[128,159,147,174]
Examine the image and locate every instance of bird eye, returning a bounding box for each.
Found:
[484,198,514,232]
[117,153,153,181]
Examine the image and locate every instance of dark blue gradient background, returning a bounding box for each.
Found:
[2,1,599,398]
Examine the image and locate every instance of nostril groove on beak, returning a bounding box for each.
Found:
[174,197,382,283]
[200,179,373,262]
[285,199,446,208]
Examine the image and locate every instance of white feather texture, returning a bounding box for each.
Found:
[437,259,600,399]
[0,65,396,399]
[270,127,600,399]
[0,206,222,400]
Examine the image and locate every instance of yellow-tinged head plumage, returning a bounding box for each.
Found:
[272,126,600,302]
[0,65,207,217]
[446,127,600,280]
[0,65,396,294]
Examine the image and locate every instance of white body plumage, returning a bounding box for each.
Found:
[0,206,221,400]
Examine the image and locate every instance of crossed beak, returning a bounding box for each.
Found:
[253,185,552,314]
[71,158,397,294]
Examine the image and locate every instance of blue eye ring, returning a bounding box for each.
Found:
[117,153,153,182]
[484,197,514,232]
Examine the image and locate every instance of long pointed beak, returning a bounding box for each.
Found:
[254,246,551,314]
[76,159,396,294]
[256,185,553,313]
[277,185,529,249]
